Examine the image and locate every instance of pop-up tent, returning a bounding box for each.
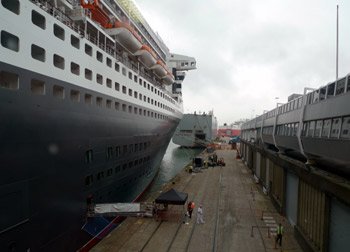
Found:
[155,188,188,205]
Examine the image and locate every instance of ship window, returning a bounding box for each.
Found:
[335,78,346,95]
[70,35,80,49]
[347,77,350,92]
[322,119,331,137]
[2,0,19,14]
[134,75,137,83]
[32,10,45,29]
[96,51,103,62]
[85,68,92,80]
[139,94,142,100]
[151,99,153,105]
[314,120,323,137]
[122,104,126,112]
[106,78,112,88]
[115,63,120,72]
[85,175,93,186]
[106,99,112,108]
[144,81,146,88]
[128,89,132,96]
[53,54,64,69]
[106,147,113,160]
[85,44,92,56]
[143,110,146,116]
[1,30,19,52]
[147,111,150,117]
[53,85,64,99]
[327,82,335,97]
[31,44,45,62]
[122,86,126,94]
[134,107,137,114]
[341,117,350,139]
[106,57,112,67]
[70,62,80,75]
[122,67,126,76]
[320,87,326,100]
[147,84,150,90]
[70,90,80,102]
[115,102,120,110]
[115,82,120,91]
[53,24,65,40]
[134,91,137,98]
[84,94,92,105]
[96,97,102,107]
[128,72,132,80]
[151,86,154,92]
[139,78,142,85]
[139,108,142,115]
[0,71,18,90]
[96,74,103,84]
[144,96,146,102]
[31,79,45,95]
[116,146,121,157]
[330,118,341,138]
[128,105,132,113]
[147,97,150,103]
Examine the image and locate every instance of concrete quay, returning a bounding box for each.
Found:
[91,148,302,252]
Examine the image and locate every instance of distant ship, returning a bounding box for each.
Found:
[172,111,218,147]
[0,0,196,251]
[241,73,350,176]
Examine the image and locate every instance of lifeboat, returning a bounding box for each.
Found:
[80,0,112,28]
[135,45,157,68]
[151,60,168,78]
[162,73,175,85]
[106,21,142,54]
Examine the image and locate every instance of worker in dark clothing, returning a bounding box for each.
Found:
[187,201,195,218]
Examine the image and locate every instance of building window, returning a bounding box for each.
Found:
[106,57,112,67]
[128,72,132,80]
[96,74,103,84]
[96,51,103,62]
[322,119,331,137]
[53,54,65,69]
[128,105,132,113]
[134,107,137,114]
[71,35,80,49]
[139,94,142,100]
[32,10,45,29]
[53,24,65,40]
[85,149,93,163]
[128,89,132,96]
[122,67,126,76]
[53,85,64,99]
[0,71,18,90]
[31,79,45,95]
[122,104,126,112]
[134,75,137,83]
[115,102,120,110]
[85,175,93,186]
[1,30,19,52]
[85,44,92,56]
[70,62,80,75]
[106,78,112,88]
[85,68,92,80]
[122,86,126,94]
[106,147,113,160]
[84,94,92,104]
[70,90,80,102]
[341,117,350,139]
[134,91,137,98]
[31,44,45,62]
[1,0,19,14]
[330,118,341,138]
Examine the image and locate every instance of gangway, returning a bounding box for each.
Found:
[87,202,155,218]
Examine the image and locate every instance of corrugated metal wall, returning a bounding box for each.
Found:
[298,180,326,251]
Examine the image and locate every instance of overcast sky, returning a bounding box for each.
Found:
[136,0,350,125]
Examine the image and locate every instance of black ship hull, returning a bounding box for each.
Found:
[0,62,180,251]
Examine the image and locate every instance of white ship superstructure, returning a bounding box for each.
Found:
[0,0,196,251]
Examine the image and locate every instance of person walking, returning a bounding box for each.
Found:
[187,201,195,219]
[197,205,205,224]
[275,223,284,249]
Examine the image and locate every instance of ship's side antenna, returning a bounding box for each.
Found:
[336,4,339,80]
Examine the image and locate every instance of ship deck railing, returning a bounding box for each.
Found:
[30,0,173,96]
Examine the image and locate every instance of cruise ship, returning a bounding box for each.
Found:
[172,111,218,147]
[0,0,196,251]
[241,73,350,177]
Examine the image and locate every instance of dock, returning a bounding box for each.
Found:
[91,147,302,252]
